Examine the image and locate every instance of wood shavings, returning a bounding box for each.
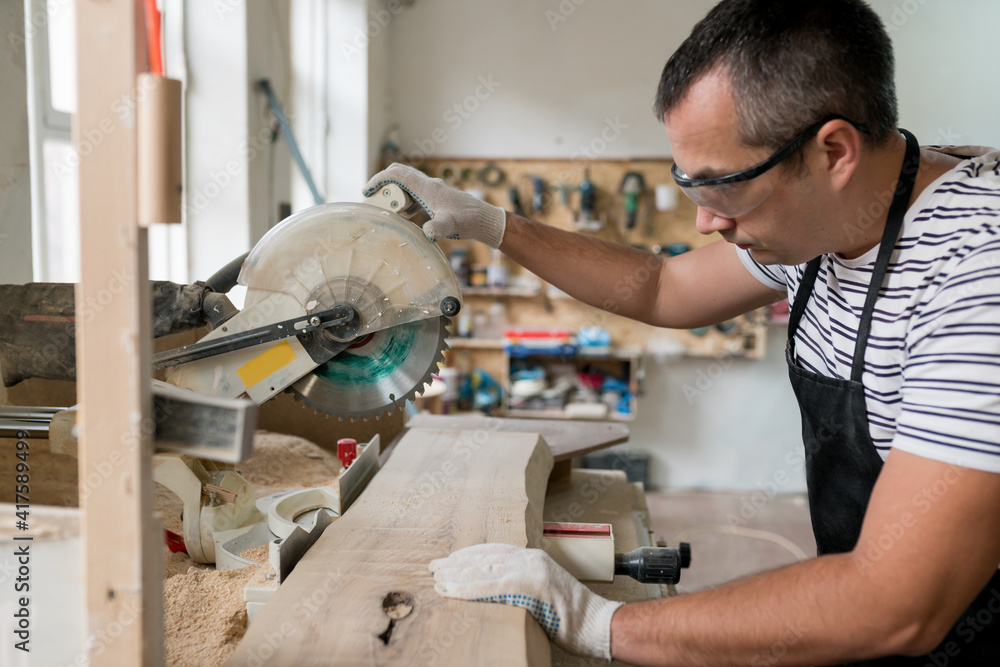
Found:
[156,431,332,665]
[163,564,263,667]
[239,544,269,564]
[237,431,342,497]
[163,548,209,580]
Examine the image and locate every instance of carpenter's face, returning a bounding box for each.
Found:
[663,69,835,266]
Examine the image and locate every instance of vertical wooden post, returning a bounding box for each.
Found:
[76,0,163,664]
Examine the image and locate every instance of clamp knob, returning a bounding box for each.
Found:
[614,546,682,585]
[337,438,358,469]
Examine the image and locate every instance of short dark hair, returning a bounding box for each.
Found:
[654,0,898,152]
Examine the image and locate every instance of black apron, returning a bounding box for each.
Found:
[787,129,1000,665]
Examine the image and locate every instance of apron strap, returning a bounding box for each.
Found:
[787,256,822,339]
[849,129,921,382]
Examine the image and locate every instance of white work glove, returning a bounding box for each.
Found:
[363,163,508,248]
[429,543,623,661]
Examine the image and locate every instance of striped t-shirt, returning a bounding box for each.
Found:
[739,148,1000,473]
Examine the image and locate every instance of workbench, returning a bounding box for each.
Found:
[230,415,665,666]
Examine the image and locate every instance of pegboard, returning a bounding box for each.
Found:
[406,156,768,361]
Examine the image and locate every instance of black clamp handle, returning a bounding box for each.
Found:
[614,543,691,585]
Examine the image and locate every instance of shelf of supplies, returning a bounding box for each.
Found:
[506,348,643,362]
[502,408,635,422]
[446,338,506,350]
[462,286,540,297]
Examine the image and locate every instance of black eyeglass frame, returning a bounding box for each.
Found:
[671,115,871,188]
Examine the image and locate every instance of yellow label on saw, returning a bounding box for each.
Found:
[237,340,297,389]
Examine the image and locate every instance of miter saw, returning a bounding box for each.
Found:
[156,184,461,420]
[148,185,462,563]
[0,184,460,421]
[0,184,462,565]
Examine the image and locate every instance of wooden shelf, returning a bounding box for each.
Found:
[446,337,505,350]
[462,286,540,298]
[503,408,635,422]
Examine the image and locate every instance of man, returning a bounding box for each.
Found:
[365,0,1000,664]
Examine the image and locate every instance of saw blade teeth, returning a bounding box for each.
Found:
[289,315,450,421]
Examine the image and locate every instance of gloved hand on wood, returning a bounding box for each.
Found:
[364,163,508,248]
[429,543,623,661]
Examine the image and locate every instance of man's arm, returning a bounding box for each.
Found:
[364,165,783,330]
[611,449,1000,665]
[500,212,783,329]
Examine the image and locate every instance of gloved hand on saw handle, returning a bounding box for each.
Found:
[363,163,508,248]
[429,543,623,661]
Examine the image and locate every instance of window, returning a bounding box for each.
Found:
[26,0,79,282]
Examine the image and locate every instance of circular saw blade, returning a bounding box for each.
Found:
[289,316,448,421]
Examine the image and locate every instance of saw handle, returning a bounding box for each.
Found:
[205,251,249,294]
[365,182,430,225]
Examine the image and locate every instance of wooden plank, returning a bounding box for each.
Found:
[75,0,162,664]
[227,428,554,666]
[404,414,629,461]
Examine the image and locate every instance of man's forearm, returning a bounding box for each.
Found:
[611,553,924,666]
[499,212,666,325]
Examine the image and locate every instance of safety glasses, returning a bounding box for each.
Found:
[671,115,870,218]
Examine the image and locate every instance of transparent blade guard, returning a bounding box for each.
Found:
[238,202,462,334]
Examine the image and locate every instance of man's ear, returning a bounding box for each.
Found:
[817,120,863,192]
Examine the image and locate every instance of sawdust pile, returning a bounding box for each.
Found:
[238,431,342,497]
[163,550,209,580]
[240,544,269,564]
[163,564,264,667]
[158,431,333,666]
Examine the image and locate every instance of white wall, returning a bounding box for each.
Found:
[628,329,806,492]
[385,0,703,160]
[374,0,1000,491]
[0,0,33,284]
[871,0,1000,149]
[384,0,1000,159]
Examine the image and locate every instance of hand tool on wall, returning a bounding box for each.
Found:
[553,182,575,208]
[531,175,546,214]
[620,171,646,231]
[508,184,526,216]
[574,168,602,231]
